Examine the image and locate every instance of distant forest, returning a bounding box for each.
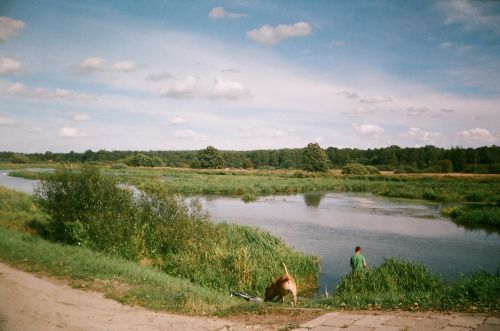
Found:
[1,145,499,173]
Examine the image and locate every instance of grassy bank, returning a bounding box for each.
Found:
[8,165,500,204]
[314,258,499,312]
[8,164,500,229]
[1,183,499,314]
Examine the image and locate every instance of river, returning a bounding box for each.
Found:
[1,169,499,291]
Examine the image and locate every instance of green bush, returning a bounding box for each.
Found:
[10,153,31,164]
[342,163,378,175]
[126,153,162,167]
[33,167,319,295]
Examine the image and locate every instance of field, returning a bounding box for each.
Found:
[0,166,499,315]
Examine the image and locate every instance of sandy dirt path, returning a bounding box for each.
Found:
[0,263,270,331]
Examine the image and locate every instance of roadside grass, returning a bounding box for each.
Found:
[0,225,247,315]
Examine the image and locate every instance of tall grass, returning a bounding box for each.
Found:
[315,258,500,312]
[16,167,320,296]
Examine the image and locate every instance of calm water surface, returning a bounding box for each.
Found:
[1,170,498,290]
[199,193,500,290]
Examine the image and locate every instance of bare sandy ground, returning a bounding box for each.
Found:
[0,263,270,331]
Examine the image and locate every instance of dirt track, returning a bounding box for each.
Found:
[0,263,270,331]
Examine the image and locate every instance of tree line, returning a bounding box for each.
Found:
[2,144,499,173]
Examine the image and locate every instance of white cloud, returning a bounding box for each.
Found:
[73,114,89,121]
[314,136,324,143]
[0,17,25,42]
[110,60,137,72]
[358,95,392,104]
[331,40,345,46]
[407,107,430,116]
[439,42,454,49]
[438,0,500,32]
[77,56,107,72]
[58,126,85,138]
[147,71,174,81]
[209,7,248,19]
[169,116,186,125]
[76,57,137,73]
[0,115,15,126]
[337,91,359,100]
[159,76,198,98]
[0,56,23,74]
[247,22,312,45]
[6,82,93,101]
[406,127,441,143]
[458,128,497,144]
[352,123,385,137]
[173,129,196,138]
[346,106,374,115]
[213,77,251,100]
[29,126,42,132]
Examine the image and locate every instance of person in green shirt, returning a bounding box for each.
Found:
[350,246,367,272]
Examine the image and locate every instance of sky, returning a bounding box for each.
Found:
[0,0,499,152]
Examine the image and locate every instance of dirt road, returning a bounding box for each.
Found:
[0,263,269,331]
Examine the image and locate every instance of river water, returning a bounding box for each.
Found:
[1,170,499,291]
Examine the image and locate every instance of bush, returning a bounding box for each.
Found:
[34,166,319,295]
[126,153,162,167]
[302,143,330,172]
[34,166,138,257]
[10,153,30,164]
[342,163,378,175]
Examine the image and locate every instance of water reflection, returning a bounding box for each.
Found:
[304,193,324,207]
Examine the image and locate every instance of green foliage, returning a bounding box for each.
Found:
[433,159,453,173]
[126,153,162,167]
[317,258,500,312]
[198,146,224,169]
[32,168,319,295]
[302,143,330,172]
[0,225,241,315]
[10,153,31,164]
[34,166,138,257]
[342,163,379,175]
[442,205,500,227]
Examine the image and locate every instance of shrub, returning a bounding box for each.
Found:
[34,166,139,257]
[342,163,370,175]
[10,153,30,164]
[126,153,161,167]
[34,166,320,295]
[197,146,224,169]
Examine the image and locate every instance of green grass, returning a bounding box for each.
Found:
[0,225,247,315]
[7,164,500,229]
[9,165,500,203]
[313,258,500,312]
[0,184,498,314]
[442,205,500,228]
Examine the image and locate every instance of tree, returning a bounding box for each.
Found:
[433,159,453,173]
[198,146,224,169]
[302,143,330,172]
[126,153,160,167]
[10,153,30,164]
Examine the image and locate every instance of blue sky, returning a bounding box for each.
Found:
[0,0,499,152]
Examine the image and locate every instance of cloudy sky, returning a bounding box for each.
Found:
[0,0,499,152]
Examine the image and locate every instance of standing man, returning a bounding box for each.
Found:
[350,246,367,272]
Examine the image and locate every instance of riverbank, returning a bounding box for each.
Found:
[5,163,500,229]
[0,184,498,315]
